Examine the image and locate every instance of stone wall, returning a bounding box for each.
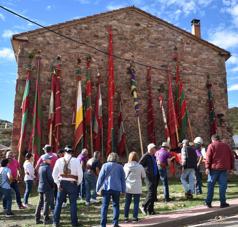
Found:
[11,8,231,157]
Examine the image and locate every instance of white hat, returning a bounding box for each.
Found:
[147,143,156,152]
[194,137,203,145]
[161,142,170,148]
[182,139,189,145]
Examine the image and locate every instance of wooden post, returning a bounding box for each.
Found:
[137,116,144,156]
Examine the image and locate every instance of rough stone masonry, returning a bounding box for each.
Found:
[10,7,232,158]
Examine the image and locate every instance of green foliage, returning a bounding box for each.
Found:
[228,107,238,135]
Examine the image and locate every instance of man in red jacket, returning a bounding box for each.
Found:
[205,134,234,208]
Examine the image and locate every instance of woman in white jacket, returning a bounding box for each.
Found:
[124,151,146,223]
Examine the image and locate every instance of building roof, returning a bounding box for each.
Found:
[12,6,230,60]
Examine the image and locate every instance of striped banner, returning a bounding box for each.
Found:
[74,65,84,151]
[18,66,31,161]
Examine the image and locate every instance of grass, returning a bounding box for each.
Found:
[0,175,237,227]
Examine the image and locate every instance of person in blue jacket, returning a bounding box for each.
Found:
[96,152,125,227]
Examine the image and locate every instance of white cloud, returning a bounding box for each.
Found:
[2,29,17,38]
[231,66,238,72]
[227,55,238,65]
[228,84,238,91]
[221,1,238,27]
[106,4,127,11]
[0,13,5,21]
[208,28,238,49]
[75,0,90,3]
[46,5,52,11]
[0,48,15,61]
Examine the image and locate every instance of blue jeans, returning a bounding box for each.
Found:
[23,180,33,205]
[124,193,140,219]
[180,168,195,193]
[84,171,97,203]
[53,181,78,226]
[5,180,22,207]
[158,167,169,200]
[0,188,12,214]
[101,190,120,227]
[35,191,53,222]
[195,168,203,194]
[205,170,228,205]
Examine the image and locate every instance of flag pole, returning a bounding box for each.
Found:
[85,55,93,156]
[137,116,144,156]
[128,61,144,156]
[158,86,170,144]
[18,53,33,163]
[96,69,104,161]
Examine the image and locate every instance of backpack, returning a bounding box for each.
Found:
[184,146,197,169]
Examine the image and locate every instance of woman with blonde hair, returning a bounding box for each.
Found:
[96,152,125,227]
[124,151,146,223]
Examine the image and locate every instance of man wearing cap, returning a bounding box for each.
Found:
[6,150,26,209]
[205,134,234,208]
[35,154,54,224]
[155,142,175,202]
[139,143,158,215]
[52,145,83,227]
[35,145,58,171]
[180,139,197,199]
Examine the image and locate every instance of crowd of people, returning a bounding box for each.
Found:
[0,134,236,227]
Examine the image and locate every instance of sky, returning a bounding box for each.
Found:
[0,0,238,122]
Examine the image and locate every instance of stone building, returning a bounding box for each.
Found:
[11,6,232,157]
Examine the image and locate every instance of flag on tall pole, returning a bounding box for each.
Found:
[167,70,179,149]
[93,71,103,153]
[30,53,42,163]
[117,93,126,157]
[74,58,84,151]
[106,26,115,156]
[207,75,217,136]
[158,87,170,143]
[146,67,156,143]
[48,56,62,152]
[85,55,93,155]
[127,62,144,156]
[175,61,189,141]
[18,59,32,162]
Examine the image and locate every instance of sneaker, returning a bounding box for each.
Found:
[148,211,157,215]
[164,198,172,202]
[35,220,43,224]
[19,204,27,209]
[22,203,28,208]
[124,218,129,223]
[220,203,229,208]
[204,202,212,208]
[85,201,90,206]
[43,219,53,224]
[5,212,14,217]
[140,206,147,215]
[90,198,98,203]
[132,218,138,223]
[62,202,67,208]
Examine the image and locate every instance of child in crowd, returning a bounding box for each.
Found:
[0,158,13,217]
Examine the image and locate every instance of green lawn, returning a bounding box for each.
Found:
[0,175,237,227]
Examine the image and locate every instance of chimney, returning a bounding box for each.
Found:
[191,19,201,38]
